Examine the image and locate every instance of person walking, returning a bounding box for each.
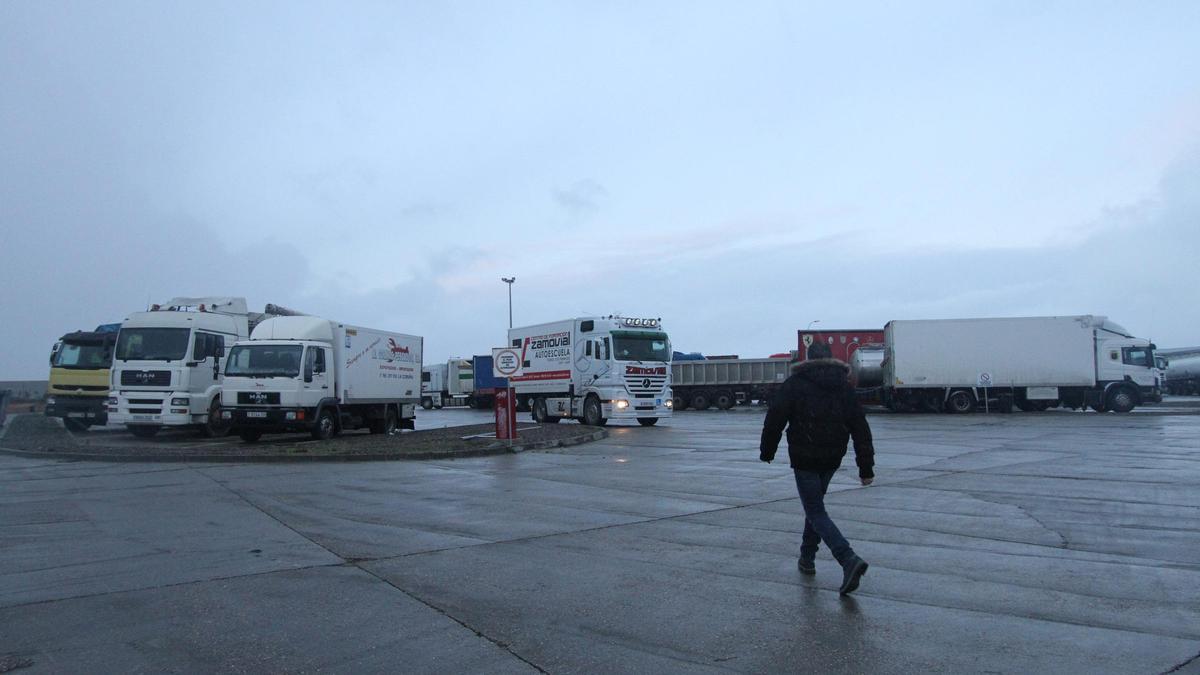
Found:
[759,342,875,595]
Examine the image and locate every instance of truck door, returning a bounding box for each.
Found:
[192,332,223,382]
[304,347,330,396]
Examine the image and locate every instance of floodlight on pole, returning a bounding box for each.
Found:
[806,319,821,331]
[501,277,515,328]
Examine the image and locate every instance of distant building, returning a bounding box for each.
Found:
[0,380,49,401]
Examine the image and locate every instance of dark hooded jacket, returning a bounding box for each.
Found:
[759,358,875,478]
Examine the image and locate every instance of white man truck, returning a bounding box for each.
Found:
[880,315,1160,413]
[221,316,421,442]
[508,316,673,426]
[108,298,294,437]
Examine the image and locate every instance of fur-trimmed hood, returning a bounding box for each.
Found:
[792,358,850,390]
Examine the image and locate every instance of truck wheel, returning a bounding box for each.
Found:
[583,396,606,427]
[533,398,560,424]
[945,390,975,414]
[201,399,230,438]
[672,395,687,410]
[421,398,433,411]
[714,391,735,410]
[466,397,478,409]
[312,409,337,440]
[239,429,263,443]
[1106,387,1136,413]
[690,393,711,411]
[128,425,160,439]
[637,418,658,426]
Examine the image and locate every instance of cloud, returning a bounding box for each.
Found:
[552,180,608,216]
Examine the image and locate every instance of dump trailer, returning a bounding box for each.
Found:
[670,357,791,410]
[222,316,420,441]
[881,315,1159,413]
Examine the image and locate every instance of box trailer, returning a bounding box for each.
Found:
[670,358,791,410]
[881,315,1159,413]
[471,354,508,408]
[508,316,672,426]
[222,316,421,441]
[420,358,474,408]
[797,329,884,363]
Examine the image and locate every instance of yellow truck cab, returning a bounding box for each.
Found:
[46,325,119,430]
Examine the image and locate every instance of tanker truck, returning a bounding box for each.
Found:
[881,315,1159,413]
[1161,348,1200,395]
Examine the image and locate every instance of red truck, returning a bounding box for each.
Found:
[797,329,884,362]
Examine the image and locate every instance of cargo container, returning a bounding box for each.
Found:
[508,315,672,426]
[222,316,420,441]
[420,358,475,408]
[471,354,508,408]
[881,315,1159,413]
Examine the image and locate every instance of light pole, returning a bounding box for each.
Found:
[501,277,515,328]
[806,319,820,331]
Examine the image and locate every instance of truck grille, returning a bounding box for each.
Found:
[624,373,668,396]
[237,391,280,405]
[51,384,108,392]
[121,370,171,386]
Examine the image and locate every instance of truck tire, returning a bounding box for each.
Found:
[421,398,433,411]
[128,425,159,439]
[533,398,560,424]
[582,396,606,427]
[690,393,711,411]
[672,395,687,411]
[637,418,658,426]
[239,429,263,443]
[945,390,975,414]
[200,399,230,438]
[312,409,337,440]
[714,391,735,410]
[1106,386,1136,413]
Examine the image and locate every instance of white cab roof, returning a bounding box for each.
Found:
[250,316,335,342]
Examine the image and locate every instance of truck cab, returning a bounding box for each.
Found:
[1095,332,1160,406]
[108,297,253,437]
[45,326,118,430]
[221,337,333,438]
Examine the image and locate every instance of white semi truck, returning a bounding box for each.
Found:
[508,316,673,426]
[420,358,475,409]
[108,297,294,437]
[880,315,1160,413]
[221,316,421,442]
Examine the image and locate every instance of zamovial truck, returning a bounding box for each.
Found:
[45,324,119,430]
[108,298,291,437]
[222,316,421,441]
[881,315,1160,413]
[508,316,672,426]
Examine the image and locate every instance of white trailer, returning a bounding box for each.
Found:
[420,358,475,409]
[221,316,421,441]
[508,316,673,426]
[881,315,1160,413]
[108,297,291,437]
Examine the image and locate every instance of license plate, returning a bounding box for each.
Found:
[67,412,87,418]
[133,414,155,421]
[247,411,268,418]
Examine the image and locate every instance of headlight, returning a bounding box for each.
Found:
[46,397,56,405]
[171,397,189,406]
[221,411,232,419]
[665,399,674,409]
[108,396,118,405]
[615,399,629,410]
[285,411,297,420]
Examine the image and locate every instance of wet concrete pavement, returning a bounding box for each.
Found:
[2,408,1199,673]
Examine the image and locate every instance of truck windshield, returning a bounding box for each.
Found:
[53,342,112,369]
[613,332,670,362]
[225,344,303,378]
[115,328,191,361]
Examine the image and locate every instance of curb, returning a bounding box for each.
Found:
[0,429,609,464]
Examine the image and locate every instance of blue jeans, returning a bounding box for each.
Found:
[793,469,854,565]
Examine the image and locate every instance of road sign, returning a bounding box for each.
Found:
[493,348,523,378]
[977,372,993,388]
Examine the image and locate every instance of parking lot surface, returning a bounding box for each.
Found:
[2,408,1199,673]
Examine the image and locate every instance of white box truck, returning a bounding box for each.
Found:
[881,315,1160,413]
[508,316,672,426]
[108,297,294,437]
[420,358,475,409]
[221,316,421,441]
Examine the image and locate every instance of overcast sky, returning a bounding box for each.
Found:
[3,1,1199,379]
